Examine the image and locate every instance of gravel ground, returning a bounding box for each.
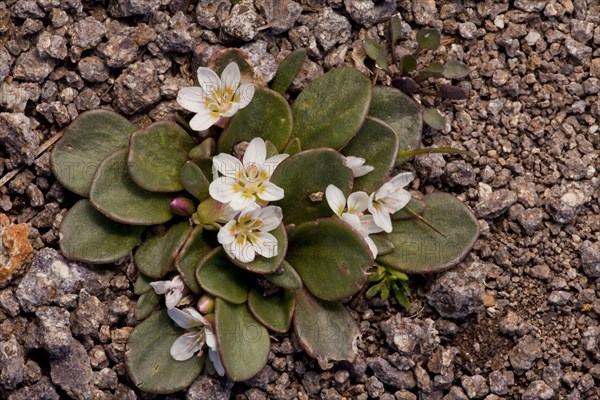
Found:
[1,0,600,399]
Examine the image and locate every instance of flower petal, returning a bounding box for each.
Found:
[370,203,393,233]
[251,231,278,258]
[381,189,412,213]
[185,308,209,325]
[213,153,243,178]
[360,214,384,235]
[364,236,378,258]
[389,172,413,189]
[149,280,171,295]
[219,102,241,118]
[217,220,237,245]
[167,308,204,329]
[352,165,374,178]
[177,87,207,114]
[189,111,220,131]
[343,155,365,170]
[221,62,240,91]
[341,212,362,232]
[165,289,183,309]
[236,83,255,109]
[196,67,221,97]
[347,191,370,214]
[209,178,237,204]
[209,349,226,376]
[243,137,266,167]
[205,328,217,351]
[170,332,202,361]
[257,181,285,202]
[232,241,255,263]
[229,192,257,211]
[326,185,346,217]
[263,154,289,176]
[253,206,283,231]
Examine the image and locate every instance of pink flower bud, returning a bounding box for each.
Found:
[197,294,215,314]
[170,197,195,217]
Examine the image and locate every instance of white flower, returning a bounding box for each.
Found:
[217,205,282,263]
[325,184,370,218]
[343,156,374,178]
[168,308,225,376]
[149,275,187,309]
[341,213,383,258]
[177,62,255,131]
[209,138,288,211]
[368,172,413,233]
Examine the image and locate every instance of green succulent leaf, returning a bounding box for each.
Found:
[392,284,411,308]
[418,62,444,80]
[389,14,403,44]
[271,48,307,94]
[128,122,196,193]
[134,222,192,279]
[59,199,144,264]
[196,248,250,304]
[248,288,295,333]
[370,235,394,256]
[399,55,417,74]
[188,138,216,161]
[175,227,213,294]
[363,38,388,69]
[416,28,441,50]
[265,140,278,158]
[392,196,427,220]
[378,192,479,274]
[89,150,173,225]
[423,108,446,130]
[293,288,360,369]
[207,48,254,83]
[282,137,301,155]
[442,60,470,79]
[291,67,372,150]
[134,273,153,295]
[368,86,422,165]
[215,299,270,381]
[136,290,160,320]
[366,282,383,298]
[125,310,204,394]
[271,149,353,225]
[51,110,137,197]
[218,88,292,153]
[285,218,372,301]
[225,224,288,274]
[180,161,210,201]
[264,261,303,290]
[341,116,399,193]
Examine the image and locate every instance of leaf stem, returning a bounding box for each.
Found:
[406,208,447,237]
[397,147,475,159]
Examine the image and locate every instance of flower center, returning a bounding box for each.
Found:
[232,163,270,197]
[230,215,263,246]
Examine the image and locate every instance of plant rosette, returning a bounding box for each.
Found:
[51,49,479,393]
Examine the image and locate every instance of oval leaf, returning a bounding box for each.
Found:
[442,60,470,79]
[196,248,250,304]
[134,273,153,295]
[370,235,394,256]
[264,261,303,290]
[285,218,372,301]
[59,199,144,264]
[215,299,270,381]
[188,138,216,161]
[378,192,479,274]
[51,110,137,197]
[180,161,210,201]
[128,122,196,192]
[218,88,293,153]
[293,288,360,369]
[207,48,254,83]
[248,288,295,333]
[399,55,417,74]
[341,117,399,193]
[134,222,192,279]
[175,227,213,294]
[136,290,160,320]
[368,86,422,165]
[423,108,446,130]
[89,150,173,225]
[125,310,204,394]
[416,28,441,50]
[270,149,354,225]
[282,137,301,155]
[292,67,372,150]
[363,38,388,69]
[225,224,288,274]
[392,196,427,220]
[271,48,307,95]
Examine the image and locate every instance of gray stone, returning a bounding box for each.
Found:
[99,24,155,68]
[0,336,24,390]
[7,376,59,400]
[241,40,277,83]
[0,46,14,82]
[380,315,439,356]
[475,189,517,218]
[314,8,351,52]
[366,357,416,389]
[509,335,542,370]
[445,161,476,186]
[545,189,586,224]
[499,311,524,336]
[412,0,437,25]
[547,290,572,306]
[444,387,468,400]
[50,8,69,28]
[0,289,20,317]
[514,0,548,12]
[396,390,417,400]
[36,32,68,60]
[12,49,56,83]
[517,208,545,235]
[414,363,431,392]
[459,22,478,40]
[522,380,554,400]
[71,289,104,336]
[0,112,38,167]
[158,29,193,53]
[428,261,487,319]
[582,326,600,362]
[78,56,109,83]
[195,0,231,29]
[366,376,385,398]
[11,0,45,18]
[68,16,106,51]
[460,374,489,399]
[108,0,161,17]
[290,59,323,91]
[114,60,161,115]
[187,374,233,400]
[414,153,446,180]
[256,0,302,34]
[94,368,118,390]
[580,241,600,278]
[36,306,72,357]
[488,371,513,395]
[50,340,94,400]
[343,0,396,28]
[221,0,263,41]
[570,19,594,43]
[564,38,592,63]
[25,183,44,207]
